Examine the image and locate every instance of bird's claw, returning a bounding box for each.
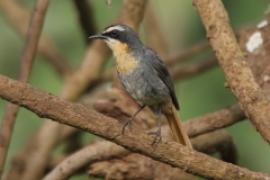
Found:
[121,118,133,135]
[148,129,162,145]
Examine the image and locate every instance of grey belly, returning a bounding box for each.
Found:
[118,68,169,106]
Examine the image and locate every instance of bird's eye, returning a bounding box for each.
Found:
[109,31,119,38]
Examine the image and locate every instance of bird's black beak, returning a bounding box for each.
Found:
[88,34,108,40]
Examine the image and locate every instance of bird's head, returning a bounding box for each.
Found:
[89,24,142,54]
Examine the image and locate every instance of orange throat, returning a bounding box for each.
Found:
[112,42,138,74]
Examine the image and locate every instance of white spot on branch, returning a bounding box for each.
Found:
[246,31,263,53]
[257,20,268,29]
[263,75,270,82]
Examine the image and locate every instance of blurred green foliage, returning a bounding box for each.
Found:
[0,0,269,179]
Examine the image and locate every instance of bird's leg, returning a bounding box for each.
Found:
[148,109,162,145]
[122,105,145,135]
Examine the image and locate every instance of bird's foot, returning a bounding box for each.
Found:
[121,118,133,135]
[148,128,162,145]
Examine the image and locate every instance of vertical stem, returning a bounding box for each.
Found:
[0,0,50,177]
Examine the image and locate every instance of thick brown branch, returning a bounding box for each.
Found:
[6,85,107,180]
[0,1,72,77]
[0,0,49,177]
[94,94,245,138]
[0,75,268,180]
[88,130,235,180]
[119,0,148,31]
[45,128,234,180]
[43,90,244,180]
[194,0,270,143]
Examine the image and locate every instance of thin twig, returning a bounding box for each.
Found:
[166,40,209,66]
[43,141,129,180]
[191,130,237,163]
[171,55,217,80]
[0,0,49,177]
[0,0,72,78]
[185,104,244,137]
[73,0,96,43]
[194,0,270,143]
[144,4,168,58]
[0,75,268,180]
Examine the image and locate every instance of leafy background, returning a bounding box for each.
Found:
[0,0,269,179]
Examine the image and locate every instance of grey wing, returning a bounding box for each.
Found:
[144,48,180,110]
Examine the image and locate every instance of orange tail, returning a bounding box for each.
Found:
[163,105,193,150]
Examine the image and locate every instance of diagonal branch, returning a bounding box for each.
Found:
[87,130,236,180]
[0,0,49,177]
[166,41,209,66]
[171,55,217,80]
[44,128,235,180]
[144,4,168,58]
[44,89,244,180]
[0,75,268,180]
[194,0,270,143]
[185,104,244,137]
[0,0,72,78]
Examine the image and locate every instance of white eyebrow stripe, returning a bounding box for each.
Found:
[105,25,125,33]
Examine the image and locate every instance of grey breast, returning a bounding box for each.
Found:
[118,62,170,106]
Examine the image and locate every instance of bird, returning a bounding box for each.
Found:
[89,24,192,149]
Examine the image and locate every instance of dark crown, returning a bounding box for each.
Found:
[102,24,140,45]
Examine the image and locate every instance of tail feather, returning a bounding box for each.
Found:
[163,105,193,150]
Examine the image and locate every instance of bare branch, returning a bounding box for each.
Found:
[43,141,128,180]
[144,4,168,58]
[88,130,235,180]
[0,0,72,77]
[194,0,270,143]
[166,41,209,66]
[0,0,49,177]
[45,128,234,180]
[185,104,244,137]
[119,0,148,31]
[3,85,108,180]
[42,90,244,180]
[171,55,217,80]
[192,130,237,163]
[0,75,268,179]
